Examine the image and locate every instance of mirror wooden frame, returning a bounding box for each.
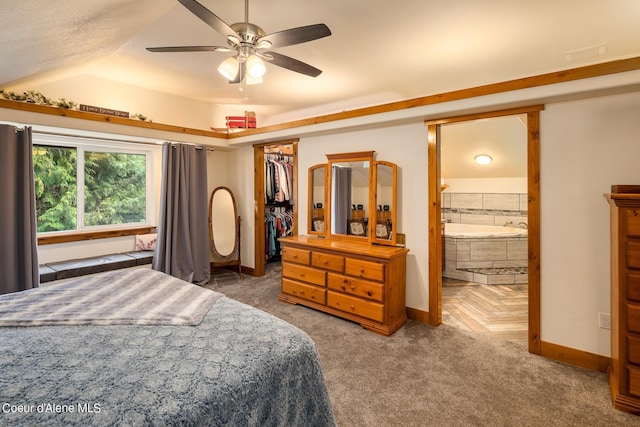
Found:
[307,164,328,236]
[209,186,242,275]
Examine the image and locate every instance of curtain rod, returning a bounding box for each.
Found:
[31,129,215,151]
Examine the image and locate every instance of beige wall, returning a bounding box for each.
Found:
[540,91,640,355]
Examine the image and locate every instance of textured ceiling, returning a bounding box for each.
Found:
[1,0,640,125]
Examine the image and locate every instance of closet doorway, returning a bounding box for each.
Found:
[253,140,298,277]
[426,105,543,355]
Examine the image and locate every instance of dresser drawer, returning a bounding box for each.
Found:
[327,291,384,322]
[629,366,640,397]
[282,247,311,265]
[327,273,384,302]
[628,209,640,237]
[628,241,640,270]
[628,335,640,365]
[282,263,326,286]
[282,278,326,304]
[628,272,640,303]
[345,258,385,282]
[312,252,344,272]
[628,304,640,334]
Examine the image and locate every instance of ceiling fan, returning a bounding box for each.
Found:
[147,0,331,85]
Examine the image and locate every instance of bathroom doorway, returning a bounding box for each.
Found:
[426,105,543,355]
[440,114,529,347]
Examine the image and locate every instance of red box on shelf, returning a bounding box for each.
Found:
[226,115,257,129]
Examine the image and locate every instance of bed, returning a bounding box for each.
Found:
[0,268,336,426]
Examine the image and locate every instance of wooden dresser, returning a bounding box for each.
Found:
[279,235,409,336]
[606,185,640,414]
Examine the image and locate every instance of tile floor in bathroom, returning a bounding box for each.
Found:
[442,277,528,347]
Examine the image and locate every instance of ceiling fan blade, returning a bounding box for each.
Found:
[258,24,331,49]
[177,0,240,40]
[264,51,322,77]
[146,46,231,53]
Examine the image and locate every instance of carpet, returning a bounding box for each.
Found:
[207,264,639,426]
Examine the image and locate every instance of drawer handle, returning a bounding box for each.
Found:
[292,255,298,259]
[323,260,328,265]
[360,268,365,274]
[367,291,372,297]
[634,210,639,216]
[343,279,349,284]
[299,273,305,277]
[300,290,305,295]
[341,286,346,291]
[350,286,355,291]
[350,305,355,311]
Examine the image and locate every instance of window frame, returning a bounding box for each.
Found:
[33,133,156,236]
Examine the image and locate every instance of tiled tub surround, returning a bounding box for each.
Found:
[442,192,528,226]
[443,223,528,285]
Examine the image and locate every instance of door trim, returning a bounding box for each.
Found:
[426,105,543,354]
[253,140,299,276]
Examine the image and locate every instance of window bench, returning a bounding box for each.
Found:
[39,251,154,283]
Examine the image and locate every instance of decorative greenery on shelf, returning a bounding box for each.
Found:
[0,89,151,121]
[132,113,152,123]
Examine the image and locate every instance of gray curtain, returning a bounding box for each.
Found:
[0,125,39,295]
[152,142,210,285]
[331,166,351,235]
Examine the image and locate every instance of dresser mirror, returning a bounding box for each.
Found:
[310,151,398,244]
[322,151,372,242]
[372,161,397,246]
[308,164,327,236]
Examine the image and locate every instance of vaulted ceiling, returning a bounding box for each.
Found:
[2,0,639,126]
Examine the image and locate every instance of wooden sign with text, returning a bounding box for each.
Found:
[79,104,129,118]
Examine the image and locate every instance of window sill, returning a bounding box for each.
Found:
[38,227,156,246]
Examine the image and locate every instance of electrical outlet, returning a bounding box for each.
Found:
[599,312,611,330]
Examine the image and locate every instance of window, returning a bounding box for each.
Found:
[33,134,155,234]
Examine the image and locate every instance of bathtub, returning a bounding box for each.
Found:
[442,222,528,284]
[444,223,528,238]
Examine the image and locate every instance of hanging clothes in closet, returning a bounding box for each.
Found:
[264,151,294,262]
[264,207,294,261]
[265,153,294,204]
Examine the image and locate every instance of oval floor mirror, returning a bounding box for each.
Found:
[209,186,241,277]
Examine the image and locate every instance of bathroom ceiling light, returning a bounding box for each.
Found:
[474,154,492,165]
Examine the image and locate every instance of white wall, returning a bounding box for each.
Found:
[224,147,257,269]
[540,91,640,356]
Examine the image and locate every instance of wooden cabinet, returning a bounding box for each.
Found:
[606,186,640,414]
[279,235,408,336]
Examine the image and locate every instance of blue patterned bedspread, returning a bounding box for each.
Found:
[0,292,336,426]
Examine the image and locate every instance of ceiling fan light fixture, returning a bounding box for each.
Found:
[246,75,263,85]
[218,56,239,80]
[246,54,266,78]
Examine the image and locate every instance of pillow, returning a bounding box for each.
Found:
[135,233,157,251]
